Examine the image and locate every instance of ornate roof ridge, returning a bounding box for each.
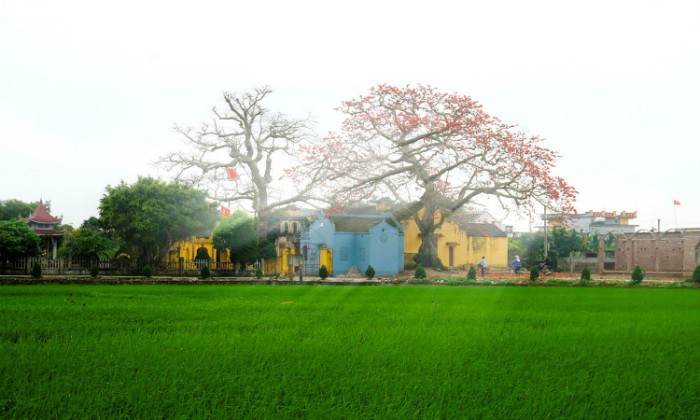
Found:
[26,200,62,224]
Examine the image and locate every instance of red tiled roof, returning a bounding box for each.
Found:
[32,228,64,237]
[26,200,61,224]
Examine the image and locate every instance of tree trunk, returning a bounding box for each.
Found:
[414,199,444,268]
[255,209,269,244]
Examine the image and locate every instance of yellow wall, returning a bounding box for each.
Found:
[401,211,508,269]
[169,236,230,263]
[320,248,333,275]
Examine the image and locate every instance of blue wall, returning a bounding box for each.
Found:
[301,213,403,277]
[367,221,403,276]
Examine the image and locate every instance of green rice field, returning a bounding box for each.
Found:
[1,285,699,418]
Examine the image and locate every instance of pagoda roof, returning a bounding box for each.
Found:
[32,228,65,237]
[26,200,62,224]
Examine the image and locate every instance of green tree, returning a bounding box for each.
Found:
[414,264,427,279]
[586,232,599,253]
[99,177,218,267]
[580,266,591,282]
[631,265,645,283]
[549,227,584,270]
[692,265,700,283]
[365,265,375,280]
[59,222,112,263]
[0,199,42,221]
[213,210,259,270]
[0,219,42,260]
[518,233,545,268]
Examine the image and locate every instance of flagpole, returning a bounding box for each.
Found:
[673,200,680,229]
[674,204,678,230]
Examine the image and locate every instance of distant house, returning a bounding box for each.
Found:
[26,200,64,259]
[301,212,404,277]
[543,211,638,235]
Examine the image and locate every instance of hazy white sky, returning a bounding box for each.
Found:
[1,0,698,231]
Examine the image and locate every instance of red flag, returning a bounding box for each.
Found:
[220,205,231,216]
[673,200,681,206]
[226,167,237,180]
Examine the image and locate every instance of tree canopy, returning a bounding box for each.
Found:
[160,87,325,242]
[0,199,42,221]
[59,218,114,261]
[99,177,218,267]
[298,84,577,266]
[0,219,42,259]
[212,210,258,267]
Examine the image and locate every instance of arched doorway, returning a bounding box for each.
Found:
[195,246,211,268]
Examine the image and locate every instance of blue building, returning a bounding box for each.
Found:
[301,212,404,277]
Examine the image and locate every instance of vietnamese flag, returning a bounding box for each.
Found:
[673,200,681,206]
[220,205,231,216]
[226,167,238,180]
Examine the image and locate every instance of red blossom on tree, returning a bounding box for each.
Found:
[296,84,577,267]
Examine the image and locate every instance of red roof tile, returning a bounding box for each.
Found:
[27,200,62,224]
[32,228,64,237]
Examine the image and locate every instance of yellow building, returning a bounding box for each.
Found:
[168,235,231,266]
[399,209,508,269]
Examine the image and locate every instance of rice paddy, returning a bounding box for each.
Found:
[1,285,699,418]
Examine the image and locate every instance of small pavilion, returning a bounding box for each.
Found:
[26,200,64,259]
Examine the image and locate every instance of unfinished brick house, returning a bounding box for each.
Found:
[605,229,700,277]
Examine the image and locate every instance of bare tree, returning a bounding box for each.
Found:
[159,87,327,242]
[297,84,577,267]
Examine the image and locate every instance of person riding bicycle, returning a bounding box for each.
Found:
[477,256,488,277]
[538,255,551,273]
[512,255,522,275]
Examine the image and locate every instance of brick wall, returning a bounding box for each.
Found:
[612,230,700,276]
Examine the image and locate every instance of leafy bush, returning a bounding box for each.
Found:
[255,268,263,280]
[580,266,591,281]
[90,265,99,278]
[31,262,42,279]
[365,265,375,280]
[467,265,477,280]
[693,265,700,283]
[529,266,539,282]
[546,279,573,286]
[200,265,211,279]
[414,264,427,279]
[142,265,152,278]
[631,265,645,283]
[319,265,329,280]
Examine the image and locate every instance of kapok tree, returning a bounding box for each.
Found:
[160,87,326,243]
[297,84,576,267]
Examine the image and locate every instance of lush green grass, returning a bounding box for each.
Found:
[1,285,699,418]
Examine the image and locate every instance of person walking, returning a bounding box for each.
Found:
[478,256,488,277]
[512,255,522,275]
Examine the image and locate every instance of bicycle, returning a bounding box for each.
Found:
[537,262,551,276]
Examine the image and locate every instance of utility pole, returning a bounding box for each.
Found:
[543,205,548,257]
